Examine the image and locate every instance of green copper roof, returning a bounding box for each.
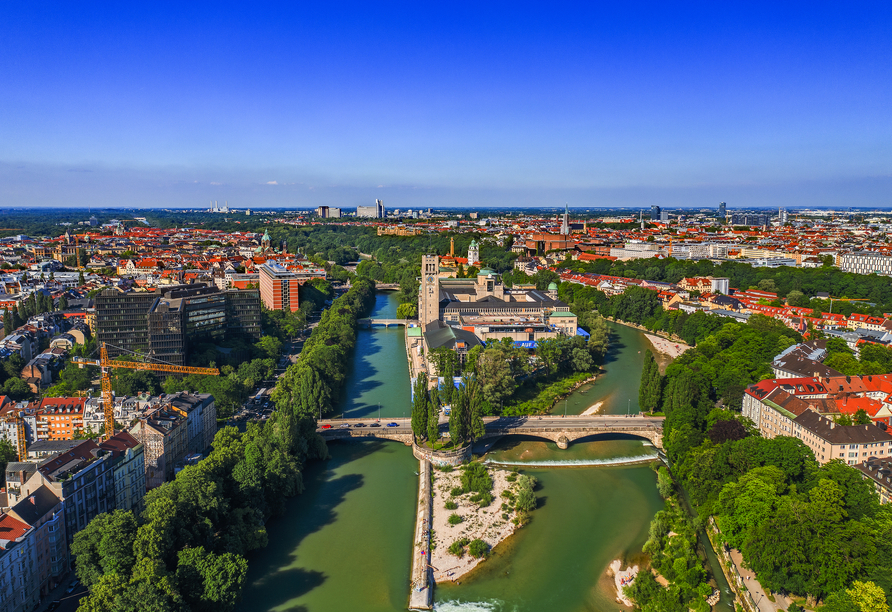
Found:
[547,282,558,290]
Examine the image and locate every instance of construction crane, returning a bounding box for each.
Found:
[73,342,219,439]
[1,413,28,461]
[828,297,872,314]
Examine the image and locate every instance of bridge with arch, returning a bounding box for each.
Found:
[318,415,663,450]
[357,318,416,328]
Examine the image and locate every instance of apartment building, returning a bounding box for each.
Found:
[130,406,188,489]
[164,393,216,454]
[792,410,892,465]
[0,514,37,612]
[7,486,67,599]
[856,457,892,504]
[33,397,87,441]
[99,431,146,513]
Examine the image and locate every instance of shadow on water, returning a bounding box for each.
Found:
[241,440,397,611]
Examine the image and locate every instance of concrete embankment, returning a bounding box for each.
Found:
[408,459,433,610]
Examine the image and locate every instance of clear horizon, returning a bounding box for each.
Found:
[2,3,891,209]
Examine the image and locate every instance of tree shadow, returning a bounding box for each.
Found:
[239,448,379,611]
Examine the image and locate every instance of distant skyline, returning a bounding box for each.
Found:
[1,3,891,209]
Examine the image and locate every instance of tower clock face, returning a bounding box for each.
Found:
[427,275,435,284]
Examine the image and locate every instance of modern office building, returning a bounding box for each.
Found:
[357,199,385,218]
[838,252,892,277]
[730,213,770,227]
[95,289,159,355]
[98,284,260,363]
[718,202,726,220]
[259,263,302,312]
[650,205,661,220]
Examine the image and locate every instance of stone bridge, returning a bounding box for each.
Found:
[357,318,415,328]
[318,416,664,450]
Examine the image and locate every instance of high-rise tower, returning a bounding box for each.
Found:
[419,255,440,327]
[560,203,570,235]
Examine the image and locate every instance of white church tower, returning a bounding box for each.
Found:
[467,240,480,266]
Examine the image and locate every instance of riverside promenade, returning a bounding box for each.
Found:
[408,459,433,610]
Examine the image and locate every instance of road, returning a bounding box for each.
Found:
[316,415,664,434]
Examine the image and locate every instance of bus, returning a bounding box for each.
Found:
[253,388,267,405]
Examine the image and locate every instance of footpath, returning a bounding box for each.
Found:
[408,459,433,610]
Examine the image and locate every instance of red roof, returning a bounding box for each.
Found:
[0,513,32,548]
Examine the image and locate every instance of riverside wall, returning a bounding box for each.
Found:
[413,443,471,467]
[408,459,433,610]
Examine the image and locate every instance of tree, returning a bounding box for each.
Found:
[427,389,440,442]
[639,350,662,413]
[176,547,248,612]
[58,294,69,311]
[70,510,139,587]
[2,377,31,401]
[468,380,486,442]
[396,302,417,319]
[255,336,282,360]
[476,348,514,409]
[823,581,890,612]
[79,270,86,285]
[707,420,748,444]
[2,308,11,335]
[853,409,872,426]
[448,383,468,445]
[411,373,429,442]
[0,439,17,476]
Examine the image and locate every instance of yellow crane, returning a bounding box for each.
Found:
[1,413,28,461]
[827,297,872,314]
[73,342,219,439]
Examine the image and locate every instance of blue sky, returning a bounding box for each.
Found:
[1,2,890,209]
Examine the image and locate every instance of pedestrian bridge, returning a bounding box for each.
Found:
[318,415,663,449]
[358,318,415,328]
[375,283,402,290]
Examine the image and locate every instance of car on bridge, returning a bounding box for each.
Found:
[321,424,332,429]
[370,423,381,427]
[386,422,399,427]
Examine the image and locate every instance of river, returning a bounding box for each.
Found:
[552,321,650,416]
[240,295,733,612]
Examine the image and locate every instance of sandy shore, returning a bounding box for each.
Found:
[607,559,638,607]
[644,334,691,359]
[430,466,519,583]
[581,401,605,416]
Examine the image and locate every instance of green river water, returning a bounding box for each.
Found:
[239,295,734,612]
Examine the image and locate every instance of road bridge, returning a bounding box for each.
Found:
[318,415,664,449]
[358,318,415,328]
[375,283,402,290]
